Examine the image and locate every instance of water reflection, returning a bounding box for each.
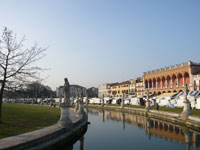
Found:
[79,137,84,150]
[88,109,200,150]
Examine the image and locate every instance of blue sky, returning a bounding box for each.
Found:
[0,0,200,89]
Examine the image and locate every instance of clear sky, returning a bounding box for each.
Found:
[0,0,200,90]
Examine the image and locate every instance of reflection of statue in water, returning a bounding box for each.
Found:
[63,78,70,107]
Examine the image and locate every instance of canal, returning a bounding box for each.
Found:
[66,109,200,150]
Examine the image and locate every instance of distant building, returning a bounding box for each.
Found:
[143,61,200,95]
[129,79,136,95]
[56,86,64,98]
[70,84,87,98]
[193,72,200,91]
[136,77,143,96]
[87,87,98,98]
[56,84,87,98]
[110,81,131,98]
[98,84,111,98]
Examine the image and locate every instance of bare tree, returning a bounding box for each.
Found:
[0,27,46,122]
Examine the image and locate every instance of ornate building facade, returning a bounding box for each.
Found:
[110,81,131,97]
[129,79,137,95]
[136,77,144,96]
[143,61,200,95]
[193,72,200,91]
[56,84,87,98]
[98,84,111,98]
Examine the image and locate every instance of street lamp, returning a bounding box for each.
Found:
[121,92,124,108]
[146,89,150,112]
[102,94,104,107]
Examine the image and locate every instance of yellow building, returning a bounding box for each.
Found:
[110,81,131,97]
[129,79,136,95]
[136,77,144,96]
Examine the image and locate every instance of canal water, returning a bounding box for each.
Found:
[66,109,200,150]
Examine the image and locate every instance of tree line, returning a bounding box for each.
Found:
[3,82,55,100]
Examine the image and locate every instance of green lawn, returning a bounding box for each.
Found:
[0,103,60,139]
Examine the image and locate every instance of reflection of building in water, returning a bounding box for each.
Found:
[89,109,200,149]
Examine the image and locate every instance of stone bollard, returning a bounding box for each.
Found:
[181,84,192,119]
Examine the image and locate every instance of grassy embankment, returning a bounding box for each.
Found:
[106,104,200,116]
[0,103,60,139]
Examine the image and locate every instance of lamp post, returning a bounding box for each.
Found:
[102,94,104,107]
[121,92,124,108]
[181,84,192,119]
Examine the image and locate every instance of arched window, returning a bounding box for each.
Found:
[162,76,166,88]
[184,72,190,85]
[157,77,161,88]
[167,76,171,87]
[178,73,183,86]
[172,74,176,87]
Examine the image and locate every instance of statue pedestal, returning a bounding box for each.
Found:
[181,100,192,119]
[60,102,70,108]
[59,106,73,130]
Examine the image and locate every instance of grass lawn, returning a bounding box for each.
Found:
[0,103,60,139]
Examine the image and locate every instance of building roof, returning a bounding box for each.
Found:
[156,93,177,98]
[118,81,131,85]
[71,84,85,89]
[143,61,200,75]
[109,81,131,87]
[193,71,200,75]
[108,83,119,86]
[136,77,143,83]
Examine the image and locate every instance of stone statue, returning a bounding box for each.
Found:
[181,84,192,119]
[59,78,73,129]
[63,78,70,107]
